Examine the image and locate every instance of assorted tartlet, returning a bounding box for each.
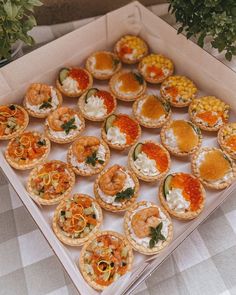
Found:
[78,88,117,121]
[79,230,133,290]
[160,120,202,157]
[0,104,29,140]
[44,106,85,144]
[160,75,197,107]
[133,94,171,128]
[23,83,63,118]
[101,114,141,150]
[128,141,171,182]
[94,164,139,212]
[109,70,146,101]
[27,160,75,205]
[159,173,205,220]
[189,96,230,131]
[191,147,236,189]
[52,194,103,246]
[124,201,173,255]
[218,123,236,159]
[85,51,122,80]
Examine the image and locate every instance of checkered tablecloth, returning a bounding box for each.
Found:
[1,4,236,295]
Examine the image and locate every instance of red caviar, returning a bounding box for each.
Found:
[226,135,236,151]
[97,90,115,114]
[69,68,89,90]
[197,111,224,126]
[147,65,164,79]
[142,142,168,172]
[119,45,133,57]
[113,115,139,144]
[165,86,178,102]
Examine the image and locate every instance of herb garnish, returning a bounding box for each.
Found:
[149,222,166,249]
[114,187,134,202]
[163,101,170,113]
[37,139,46,146]
[85,151,104,167]
[113,58,120,67]
[39,100,52,110]
[61,118,77,135]
[133,72,144,84]
[9,105,16,110]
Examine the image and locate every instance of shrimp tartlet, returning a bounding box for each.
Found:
[78,88,117,122]
[191,147,236,189]
[160,120,202,157]
[218,123,236,159]
[189,96,230,131]
[114,35,148,64]
[124,201,173,255]
[67,136,110,176]
[23,83,62,118]
[138,54,174,84]
[128,141,171,182]
[133,94,171,128]
[56,67,93,97]
[79,231,133,290]
[44,107,85,144]
[53,194,102,246]
[159,173,205,220]
[94,165,139,212]
[109,71,146,102]
[85,51,121,80]
[102,114,141,150]
[160,75,197,107]
[5,131,50,170]
[27,160,75,205]
[0,104,29,140]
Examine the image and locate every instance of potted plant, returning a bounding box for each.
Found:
[168,0,236,61]
[0,0,42,66]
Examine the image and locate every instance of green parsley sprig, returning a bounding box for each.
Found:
[61,118,77,135]
[114,187,134,202]
[149,222,166,249]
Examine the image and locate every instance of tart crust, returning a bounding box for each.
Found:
[218,123,236,160]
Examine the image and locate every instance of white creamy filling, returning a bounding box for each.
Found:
[62,77,80,94]
[137,99,165,123]
[107,126,126,145]
[84,95,106,118]
[115,80,142,98]
[164,129,178,150]
[195,111,223,127]
[90,56,114,75]
[166,188,190,213]
[134,152,159,176]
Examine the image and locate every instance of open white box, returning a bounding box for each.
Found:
[1,2,236,294]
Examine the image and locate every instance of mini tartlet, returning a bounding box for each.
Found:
[138,54,174,84]
[189,96,230,131]
[101,114,141,150]
[27,160,75,205]
[218,123,236,159]
[94,164,139,212]
[191,147,236,189]
[0,104,29,140]
[133,94,171,128]
[114,35,148,64]
[85,51,122,80]
[44,106,85,144]
[79,230,133,290]
[5,131,50,170]
[124,201,173,255]
[159,172,206,220]
[160,75,197,107]
[67,136,110,176]
[23,83,63,118]
[160,120,202,157]
[56,67,93,97]
[128,140,171,182]
[52,194,102,246]
[109,70,146,102]
[78,88,117,122]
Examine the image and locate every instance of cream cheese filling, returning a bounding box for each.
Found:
[134,152,159,176]
[84,95,106,118]
[107,126,126,145]
[62,77,80,94]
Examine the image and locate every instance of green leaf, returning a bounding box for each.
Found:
[133,72,144,85]
[39,101,52,110]
[61,118,77,135]
[148,222,166,248]
[225,51,233,61]
[114,187,135,202]
[85,151,97,167]
[149,239,156,249]
[28,0,43,7]
[177,27,183,34]
[37,139,46,146]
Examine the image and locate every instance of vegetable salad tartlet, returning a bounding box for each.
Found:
[133,94,171,128]
[57,67,93,97]
[109,70,146,101]
[27,160,75,205]
[128,141,171,182]
[79,231,133,290]
[191,147,236,189]
[94,165,139,212]
[5,131,50,170]
[138,54,174,84]
[218,123,236,159]
[0,104,29,140]
[114,35,148,64]
[102,114,141,150]
[78,88,117,122]
[189,96,230,131]
[160,120,202,157]
[24,83,62,118]
[124,201,173,255]
[67,136,110,176]
[53,194,102,246]
[159,173,205,220]
[44,106,85,144]
[85,51,121,80]
[160,75,197,107]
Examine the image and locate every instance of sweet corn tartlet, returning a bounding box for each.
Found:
[160,75,197,107]
[218,123,236,160]
[138,54,174,84]
[189,96,230,131]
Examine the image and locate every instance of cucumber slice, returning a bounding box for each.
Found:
[59,68,69,85]
[133,143,143,160]
[163,174,173,198]
[85,88,99,103]
[105,114,116,133]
